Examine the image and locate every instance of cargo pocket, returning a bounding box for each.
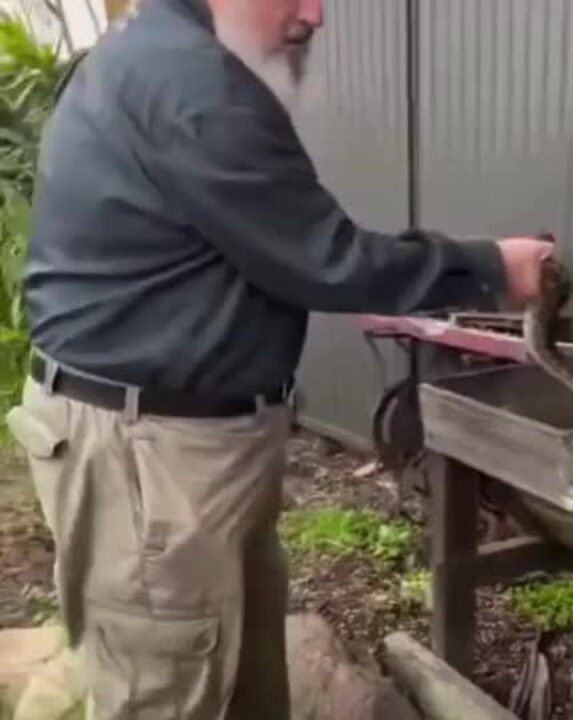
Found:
[6,404,69,533]
[86,607,221,720]
[6,404,68,459]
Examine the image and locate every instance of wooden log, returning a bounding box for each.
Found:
[384,632,518,720]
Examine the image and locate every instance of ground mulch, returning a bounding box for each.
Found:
[0,457,53,630]
[283,431,573,718]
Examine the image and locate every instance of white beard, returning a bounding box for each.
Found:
[254,53,305,111]
[213,12,308,113]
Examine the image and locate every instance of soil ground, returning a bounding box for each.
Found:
[2,431,573,717]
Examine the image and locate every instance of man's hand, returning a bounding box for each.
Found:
[497,237,556,305]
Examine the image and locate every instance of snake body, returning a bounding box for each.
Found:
[522,258,573,391]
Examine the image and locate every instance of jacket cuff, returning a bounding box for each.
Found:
[457,238,508,310]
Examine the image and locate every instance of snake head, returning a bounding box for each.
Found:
[539,257,571,311]
[534,232,570,309]
[540,257,572,332]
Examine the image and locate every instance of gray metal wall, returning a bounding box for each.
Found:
[419,0,573,269]
[294,0,573,449]
[293,0,410,448]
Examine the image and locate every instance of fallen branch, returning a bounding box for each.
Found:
[384,632,517,720]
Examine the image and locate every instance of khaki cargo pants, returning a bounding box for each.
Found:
[8,377,291,719]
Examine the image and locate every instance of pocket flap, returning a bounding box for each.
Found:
[91,607,219,659]
[6,406,68,459]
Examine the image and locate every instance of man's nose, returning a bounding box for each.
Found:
[299,0,323,28]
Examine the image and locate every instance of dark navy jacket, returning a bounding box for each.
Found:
[25,0,506,395]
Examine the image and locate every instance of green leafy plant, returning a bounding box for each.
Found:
[0,190,31,443]
[0,15,72,443]
[509,575,573,631]
[400,569,432,610]
[0,13,63,199]
[1,188,29,328]
[373,519,421,562]
[280,506,420,565]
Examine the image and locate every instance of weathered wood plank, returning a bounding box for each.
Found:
[430,455,478,677]
[419,367,573,513]
[475,536,573,586]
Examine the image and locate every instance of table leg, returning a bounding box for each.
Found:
[430,454,479,678]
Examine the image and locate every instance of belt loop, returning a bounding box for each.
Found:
[287,380,298,427]
[43,358,59,396]
[285,377,295,402]
[255,394,267,417]
[123,386,141,424]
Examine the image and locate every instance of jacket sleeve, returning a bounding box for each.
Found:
[151,102,507,315]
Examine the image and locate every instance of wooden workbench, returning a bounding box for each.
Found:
[419,364,573,677]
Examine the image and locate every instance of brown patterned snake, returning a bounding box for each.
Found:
[523,257,573,391]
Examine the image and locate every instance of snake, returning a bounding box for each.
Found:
[522,256,573,391]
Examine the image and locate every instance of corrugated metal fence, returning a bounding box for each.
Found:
[293,0,573,448]
[292,0,409,448]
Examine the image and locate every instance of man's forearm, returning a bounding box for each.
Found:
[241,218,508,316]
[360,229,508,315]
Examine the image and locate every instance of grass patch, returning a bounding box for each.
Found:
[280,506,420,564]
[509,575,573,631]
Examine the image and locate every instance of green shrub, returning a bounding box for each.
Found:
[0,14,63,200]
[0,14,71,444]
[0,188,31,444]
[509,575,573,631]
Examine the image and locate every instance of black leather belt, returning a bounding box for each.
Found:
[31,355,289,418]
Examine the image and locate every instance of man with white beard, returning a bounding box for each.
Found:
[12,0,553,718]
